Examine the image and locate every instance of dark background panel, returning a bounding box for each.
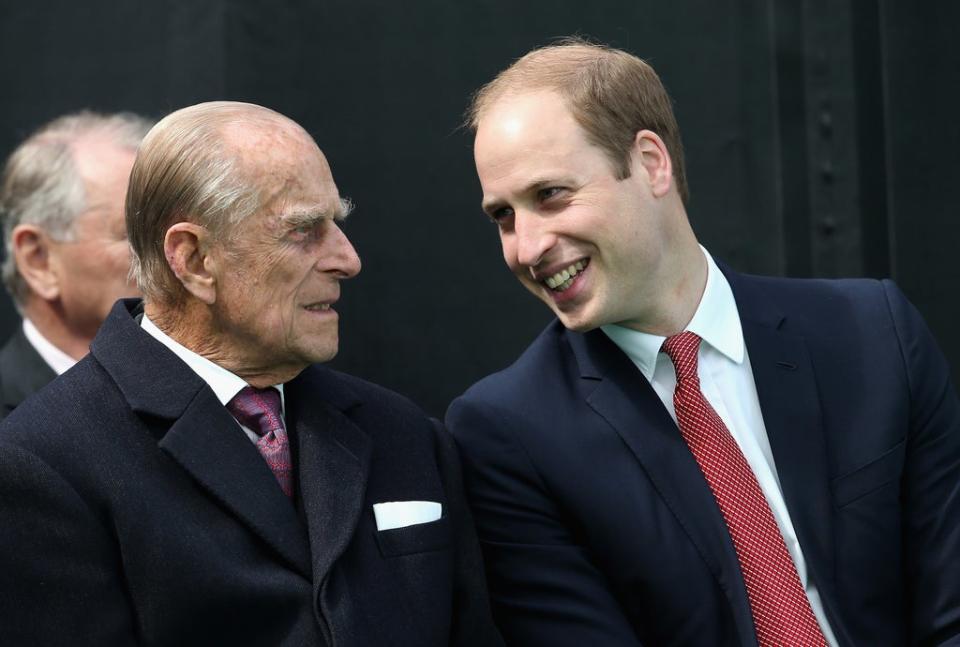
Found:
[0,0,957,417]
[881,2,960,380]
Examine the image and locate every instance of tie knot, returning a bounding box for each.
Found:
[661,331,702,383]
[227,386,283,438]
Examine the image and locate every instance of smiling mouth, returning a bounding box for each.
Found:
[303,303,332,312]
[543,259,589,292]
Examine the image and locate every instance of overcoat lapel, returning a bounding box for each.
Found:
[727,272,837,605]
[158,390,312,578]
[568,329,758,644]
[91,300,311,578]
[286,372,371,599]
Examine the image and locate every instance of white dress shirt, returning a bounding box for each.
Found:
[601,247,837,645]
[22,318,77,375]
[140,314,285,444]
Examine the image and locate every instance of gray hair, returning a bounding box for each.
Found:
[0,111,153,304]
[126,101,298,305]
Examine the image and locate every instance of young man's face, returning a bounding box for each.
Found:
[474,90,676,333]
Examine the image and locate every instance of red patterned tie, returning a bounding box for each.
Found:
[661,332,826,646]
[227,386,293,498]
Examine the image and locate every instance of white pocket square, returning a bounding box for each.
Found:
[373,501,442,531]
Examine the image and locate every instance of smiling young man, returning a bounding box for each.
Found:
[0,102,502,647]
[447,40,960,646]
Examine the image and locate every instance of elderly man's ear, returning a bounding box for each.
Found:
[164,223,218,305]
[12,224,61,302]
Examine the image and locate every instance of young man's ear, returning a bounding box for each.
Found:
[12,224,61,301]
[163,222,218,304]
[630,129,674,198]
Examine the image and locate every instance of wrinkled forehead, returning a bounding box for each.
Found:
[223,119,340,212]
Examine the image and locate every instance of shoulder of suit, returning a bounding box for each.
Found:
[296,363,432,424]
[732,272,896,326]
[456,319,573,405]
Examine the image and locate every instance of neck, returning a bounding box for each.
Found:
[145,299,303,388]
[20,299,95,360]
[621,211,708,337]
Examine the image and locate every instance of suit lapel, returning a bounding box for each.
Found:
[730,273,836,595]
[569,330,757,640]
[286,370,371,595]
[91,300,311,578]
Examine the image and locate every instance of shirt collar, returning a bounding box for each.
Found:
[22,318,78,376]
[601,246,744,381]
[140,313,285,411]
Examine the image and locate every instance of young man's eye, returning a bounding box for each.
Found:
[538,187,563,201]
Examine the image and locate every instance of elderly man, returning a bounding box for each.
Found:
[0,111,151,417]
[447,40,960,646]
[0,102,501,646]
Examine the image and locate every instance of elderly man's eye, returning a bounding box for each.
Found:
[488,207,514,224]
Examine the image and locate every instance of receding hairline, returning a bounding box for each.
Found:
[143,101,308,150]
[468,41,620,129]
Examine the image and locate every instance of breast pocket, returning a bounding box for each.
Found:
[375,516,452,558]
[831,439,905,508]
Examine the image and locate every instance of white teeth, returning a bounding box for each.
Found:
[305,303,330,311]
[543,260,588,292]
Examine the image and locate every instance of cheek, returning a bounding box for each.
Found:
[500,236,518,268]
[107,247,133,276]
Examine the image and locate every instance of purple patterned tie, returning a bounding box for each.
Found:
[226,386,293,497]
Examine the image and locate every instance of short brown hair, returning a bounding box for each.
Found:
[125,102,280,305]
[468,38,689,205]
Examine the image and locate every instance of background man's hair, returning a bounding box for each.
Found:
[126,101,285,305]
[0,111,153,305]
[468,37,689,205]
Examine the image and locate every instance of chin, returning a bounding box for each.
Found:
[555,311,599,333]
[305,340,339,364]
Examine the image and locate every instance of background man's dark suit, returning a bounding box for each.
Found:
[0,326,55,418]
[0,300,500,646]
[448,269,960,645]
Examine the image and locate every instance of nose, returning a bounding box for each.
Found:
[512,211,555,269]
[324,223,362,279]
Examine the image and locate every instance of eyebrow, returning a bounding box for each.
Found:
[282,197,356,227]
[480,179,556,214]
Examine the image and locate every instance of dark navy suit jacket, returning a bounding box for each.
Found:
[0,300,503,646]
[0,323,56,420]
[448,270,960,646]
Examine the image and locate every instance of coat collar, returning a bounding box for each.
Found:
[89,299,372,584]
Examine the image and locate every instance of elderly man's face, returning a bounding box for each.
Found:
[208,125,361,378]
[50,138,139,339]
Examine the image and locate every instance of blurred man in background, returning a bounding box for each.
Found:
[0,111,152,417]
